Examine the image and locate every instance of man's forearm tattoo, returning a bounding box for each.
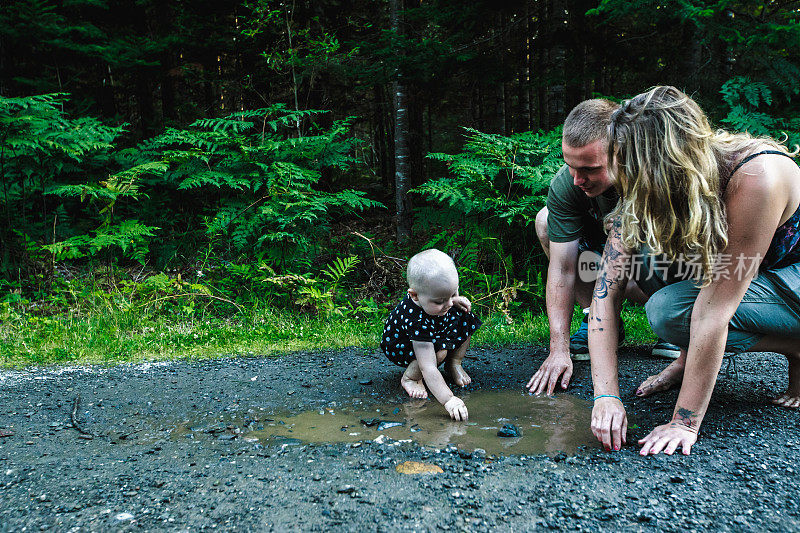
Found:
[593,274,617,299]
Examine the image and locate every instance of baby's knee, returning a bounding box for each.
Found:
[436,349,448,364]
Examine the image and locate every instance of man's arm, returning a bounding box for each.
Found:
[527,239,580,395]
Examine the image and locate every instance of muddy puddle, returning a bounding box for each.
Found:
[175,390,599,455]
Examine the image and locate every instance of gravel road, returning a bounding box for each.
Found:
[1,346,798,531]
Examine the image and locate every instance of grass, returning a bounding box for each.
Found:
[0,301,657,368]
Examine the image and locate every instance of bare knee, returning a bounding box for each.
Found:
[535,206,550,259]
[436,349,448,365]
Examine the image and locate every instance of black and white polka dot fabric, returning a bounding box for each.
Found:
[380,294,482,367]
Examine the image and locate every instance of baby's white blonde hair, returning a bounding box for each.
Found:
[407,249,458,292]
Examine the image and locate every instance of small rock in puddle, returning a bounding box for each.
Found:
[497,423,521,438]
[358,379,372,385]
[360,418,405,431]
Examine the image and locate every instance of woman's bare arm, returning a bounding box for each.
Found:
[639,156,792,455]
[589,217,633,451]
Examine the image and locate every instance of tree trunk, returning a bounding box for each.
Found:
[373,85,390,191]
[408,87,425,189]
[518,2,532,133]
[535,0,549,130]
[546,0,566,128]
[160,52,177,123]
[495,12,507,134]
[135,75,157,138]
[391,0,411,244]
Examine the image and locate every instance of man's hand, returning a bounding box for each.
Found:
[526,352,573,395]
[591,396,627,451]
[638,422,698,456]
[451,296,472,314]
[444,397,468,421]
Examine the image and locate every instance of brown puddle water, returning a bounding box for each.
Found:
[176,390,599,455]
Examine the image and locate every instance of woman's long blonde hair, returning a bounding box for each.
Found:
[607,86,792,286]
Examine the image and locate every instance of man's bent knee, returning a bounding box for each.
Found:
[645,287,692,348]
[535,207,550,256]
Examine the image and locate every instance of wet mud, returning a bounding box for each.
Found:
[1,346,799,531]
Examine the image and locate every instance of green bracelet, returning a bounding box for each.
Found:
[593,394,622,402]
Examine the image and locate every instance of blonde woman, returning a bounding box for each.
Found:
[589,86,800,456]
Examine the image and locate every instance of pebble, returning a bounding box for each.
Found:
[497,424,521,438]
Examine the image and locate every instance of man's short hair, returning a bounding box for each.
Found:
[562,99,620,148]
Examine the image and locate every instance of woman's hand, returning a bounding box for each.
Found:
[638,422,698,455]
[591,397,627,451]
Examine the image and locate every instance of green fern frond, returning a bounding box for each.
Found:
[321,256,359,285]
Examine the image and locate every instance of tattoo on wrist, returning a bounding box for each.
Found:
[673,407,699,431]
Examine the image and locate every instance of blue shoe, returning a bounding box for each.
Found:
[569,314,625,361]
[652,339,681,359]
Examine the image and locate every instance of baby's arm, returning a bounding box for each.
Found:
[412,340,468,420]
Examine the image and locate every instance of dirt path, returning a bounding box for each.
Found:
[1,346,798,531]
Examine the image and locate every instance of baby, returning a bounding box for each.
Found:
[380,249,482,420]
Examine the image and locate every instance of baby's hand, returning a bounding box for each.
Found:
[452,296,472,314]
[444,397,468,421]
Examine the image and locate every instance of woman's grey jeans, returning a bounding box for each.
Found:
[635,255,800,353]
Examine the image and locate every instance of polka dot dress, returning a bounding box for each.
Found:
[381,294,482,367]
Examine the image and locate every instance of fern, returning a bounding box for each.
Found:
[413,126,559,315]
[415,127,557,225]
[321,256,359,286]
[43,220,159,264]
[0,93,126,270]
[720,77,800,141]
[121,105,383,267]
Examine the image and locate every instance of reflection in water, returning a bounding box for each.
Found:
[175,390,599,455]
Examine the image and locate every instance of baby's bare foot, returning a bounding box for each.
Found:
[401,375,428,398]
[447,363,472,387]
[636,361,684,397]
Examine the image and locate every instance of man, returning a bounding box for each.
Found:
[526,99,680,396]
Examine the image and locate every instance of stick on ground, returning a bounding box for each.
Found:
[70,395,93,437]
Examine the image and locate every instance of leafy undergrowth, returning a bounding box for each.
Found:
[0,303,655,368]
